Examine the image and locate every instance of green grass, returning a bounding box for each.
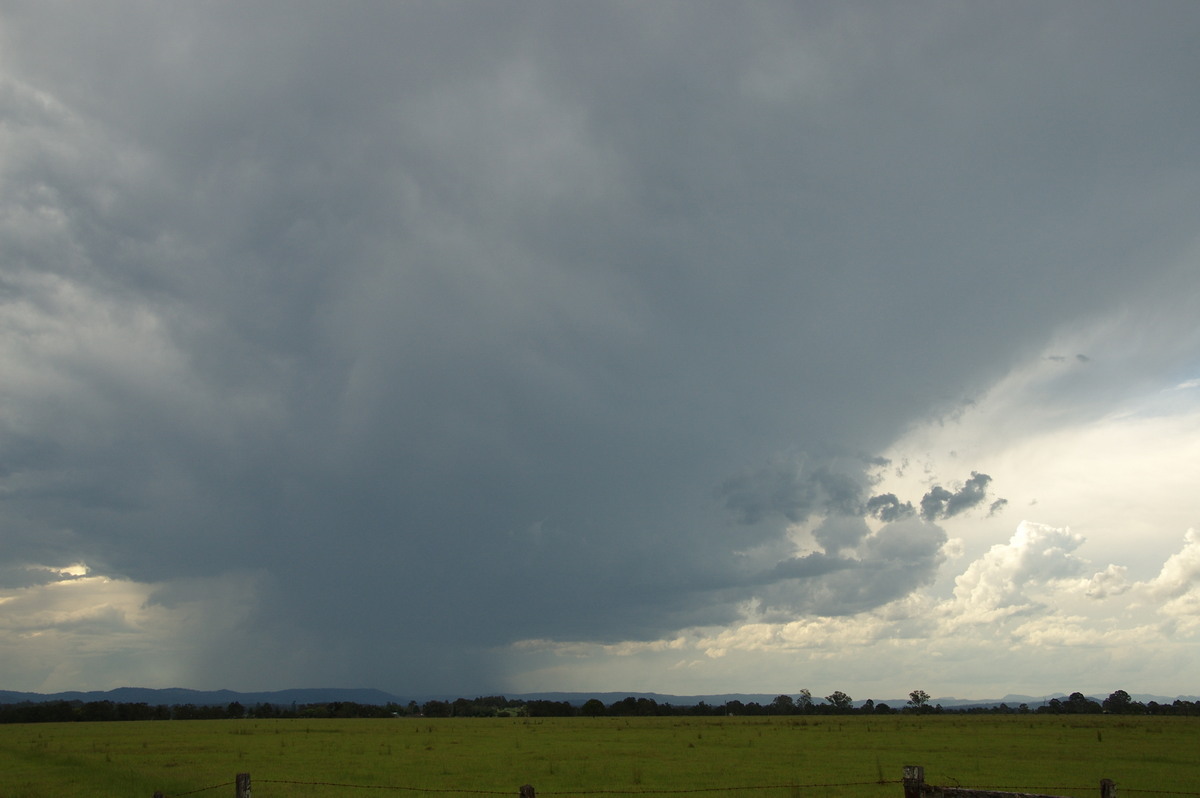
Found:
[0,715,1196,798]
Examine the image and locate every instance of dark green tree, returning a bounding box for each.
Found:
[525,700,574,717]
[1065,692,1102,713]
[907,690,930,712]
[769,694,796,715]
[421,700,451,717]
[825,691,853,712]
[581,698,606,717]
[1103,690,1133,714]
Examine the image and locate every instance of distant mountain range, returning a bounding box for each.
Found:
[0,687,402,708]
[1,686,1194,708]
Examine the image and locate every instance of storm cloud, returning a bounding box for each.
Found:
[2,2,1199,696]
[920,473,995,521]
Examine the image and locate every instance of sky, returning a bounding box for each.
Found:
[1,1,1199,702]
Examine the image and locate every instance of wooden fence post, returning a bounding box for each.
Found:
[236,772,251,798]
[520,785,536,798]
[903,766,925,798]
[1101,780,1116,798]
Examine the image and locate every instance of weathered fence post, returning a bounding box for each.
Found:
[902,763,921,796]
[236,772,251,798]
[901,765,1117,798]
[903,766,925,798]
[520,785,536,798]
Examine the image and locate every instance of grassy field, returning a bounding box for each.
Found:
[1,715,1197,798]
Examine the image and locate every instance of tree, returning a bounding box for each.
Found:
[907,690,930,712]
[610,696,639,715]
[635,697,660,716]
[1065,692,1101,714]
[797,689,813,712]
[769,694,796,715]
[421,700,451,717]
[525,700,574,717]
[825,691,854,712]
[1103,690,1132,714]
[581,698,605,717]
[250,702,278,718]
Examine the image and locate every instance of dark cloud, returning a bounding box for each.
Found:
[920,487,955,521]
[866,493,916,523]
[719,458,870,525]
[732,492,948,619]
[1,1,1198,693]
[811,514,871,554]
[753,517,948,618]
[920,472,994,521]
[0,564,84,590]
[768,552,853,581]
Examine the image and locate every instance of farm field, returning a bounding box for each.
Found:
[1,715,1197,798]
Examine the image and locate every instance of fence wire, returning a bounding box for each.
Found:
[554,783,898,795]
[927,785,1200,798]
[930,786,1200,798]
[157,778,1200,798]
[161,779,900,798]
[167,782,235,796]
[258,781,514,794]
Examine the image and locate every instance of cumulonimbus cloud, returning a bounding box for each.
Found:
[1,1,1197,696]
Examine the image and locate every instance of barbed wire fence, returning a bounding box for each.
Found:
[152,771,1200,798]
[157,780,897,797]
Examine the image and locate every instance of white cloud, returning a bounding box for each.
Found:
[1146,529,1200,633]
[511,637,688,659]
[1148,528,1200,597]
[943,521,1088,626]
[1084,564,1130,599]
[1008,615,1150,649]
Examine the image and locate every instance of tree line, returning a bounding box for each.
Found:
[2,688,1197,724]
